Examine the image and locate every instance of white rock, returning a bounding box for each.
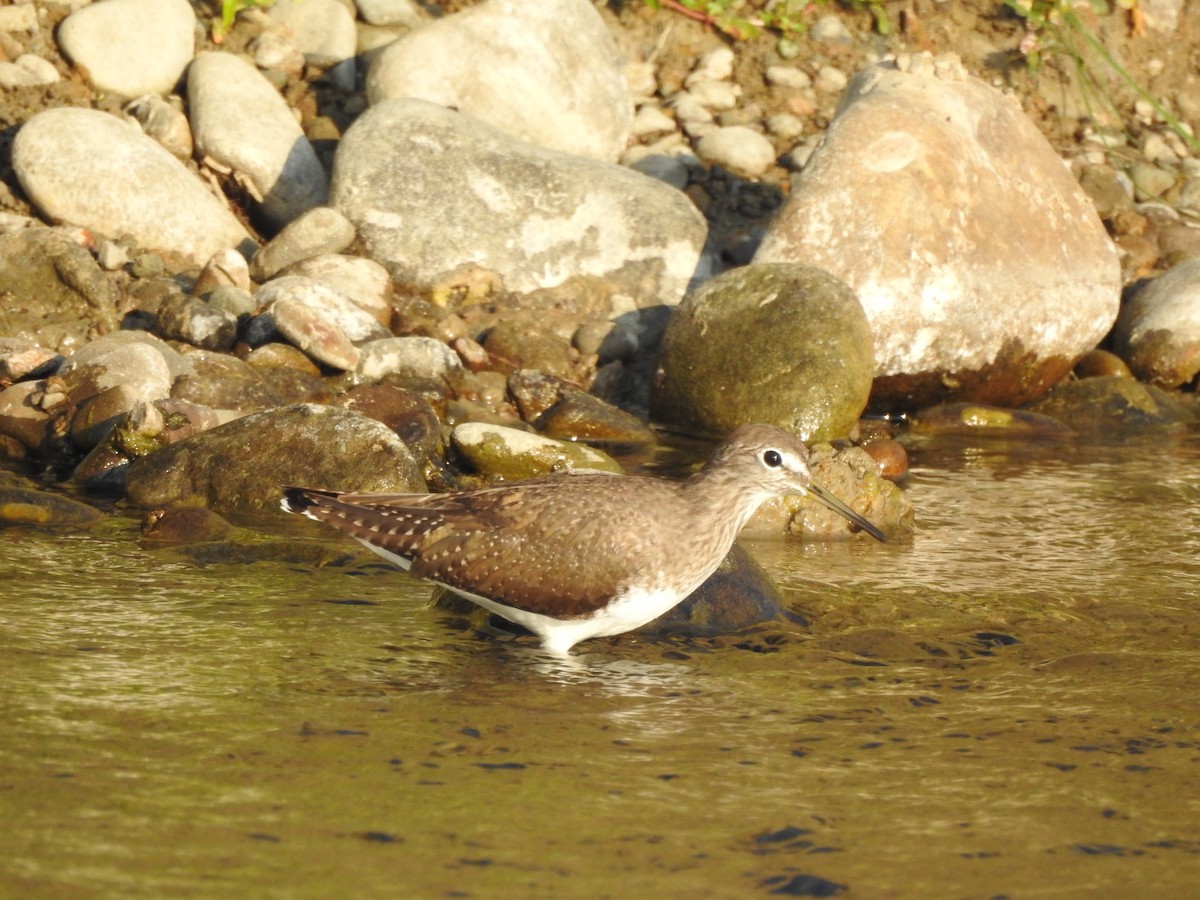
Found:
[250,207,355,280]
[57,0,194,97]
[695,126,777,176]
[283,255,394,326]
[255,276,389,343]
[188,52,328,230]
[766,66,812,90]
[684,80,741,111]
[12,108,253,266]
[354,0,424,27]
[331,99,706,305]
[267,0,356,63]
[366,0,631,162]
[0,55,59,87]
[356,336,462,382]
[767,113,805,141]
[631,104,676,138]
[687,47,734,84]
[814,65,849,94]
[268,0,357,88]
[754,54,1121,409]
[0,5,39,31]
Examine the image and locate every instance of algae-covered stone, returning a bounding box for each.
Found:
[651,264,873,441]
[125,403,424,514]
[450,422,623,480]
[0,486,103,527]
[1028,375,1200,430]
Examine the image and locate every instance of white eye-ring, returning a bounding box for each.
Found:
[763,449,783,468]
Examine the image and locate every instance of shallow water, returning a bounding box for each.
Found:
[3,432,1199,898]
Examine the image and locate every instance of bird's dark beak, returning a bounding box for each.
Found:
[807,484,887,542]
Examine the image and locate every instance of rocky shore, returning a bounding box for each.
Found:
[2,0,1199,630]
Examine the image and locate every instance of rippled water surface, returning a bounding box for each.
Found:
[3,433,1199,897]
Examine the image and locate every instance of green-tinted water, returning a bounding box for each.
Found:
[3,434,1199,898]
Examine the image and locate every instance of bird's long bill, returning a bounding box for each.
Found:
[807,484,887,542]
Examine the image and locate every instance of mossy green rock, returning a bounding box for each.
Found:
[651,264,873,441]
[125,403,424,514]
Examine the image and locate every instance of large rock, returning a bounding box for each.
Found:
[331,98,705,305]
[754,53,1120,412]
[651,264,874,442]
[13,108,254,266]
[124,404,425,514]
[188,52,329,230]
[57,0,194,97]
[1111,258,1200,388]
[366,0,631,162]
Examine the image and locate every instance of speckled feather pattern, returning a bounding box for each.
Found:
[282,424,848,650]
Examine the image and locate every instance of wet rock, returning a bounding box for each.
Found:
[250,207,355,281]
[243,342,323,375]
[73,398,234,491]
[1028,375,1200,430]
[508,370,655,445]
[0,486,103,527]
[171,351,290,412]
[336,383,445,455]
[58,0,194,97]
[13,108,254,266]
[0,227,121,348]
[330,98,706,304]
[908,402,1073,438]
[125,404,425,514]
[155,293,239,352]
[482,316,583,382]
[748,444,910,540]
[1073,349,1132,379]
[0,380,57,451]
[62,331,195,383]
[188,52,329,230]
[652,264,873,442]
[637,544,794,638]
[451,421,623,480]
[859,437,908,481]
[754,54,1120,411]
[366,0,631,162]
[205,286,256,319]
[140,506,234,544]
[281,255,394,326]
[1112,258,1200,387]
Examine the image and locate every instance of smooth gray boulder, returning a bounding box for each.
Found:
[366,0,631,162]
[331,99,705,306]
[13,108,254,265]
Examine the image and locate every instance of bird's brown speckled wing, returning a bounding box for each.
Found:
[283,478,683,618]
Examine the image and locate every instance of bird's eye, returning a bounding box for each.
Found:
[763,449,783,468]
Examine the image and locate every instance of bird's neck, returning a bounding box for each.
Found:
[682,464,772,541]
